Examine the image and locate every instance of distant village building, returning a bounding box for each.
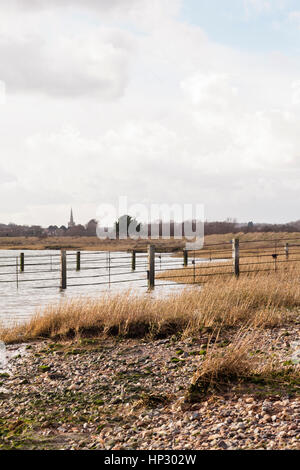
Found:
[86,219,97,236]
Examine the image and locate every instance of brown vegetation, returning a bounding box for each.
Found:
[0,236,185,252]
[1,267,299,344]
[187,332,300,401]
[1,231,300,252]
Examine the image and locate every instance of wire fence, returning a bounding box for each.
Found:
[154,236,300,288]
[0,250,154,292]
[0,236,299,292]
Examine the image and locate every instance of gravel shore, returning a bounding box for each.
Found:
[0,326,299,450]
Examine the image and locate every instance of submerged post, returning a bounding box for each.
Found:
[232,238,240,278]
[147,245,155,290]
[61,250,67,290]
[132,250,136,271]
[20,252,25,272]
[183,249,188,267]
[16,257,19,289]
[76,251,81,271]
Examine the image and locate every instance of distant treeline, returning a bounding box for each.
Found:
[204,220,300,235]
[135,220,300,237]
[1,218,300,238]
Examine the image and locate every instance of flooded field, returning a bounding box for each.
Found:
[0,250,200,327]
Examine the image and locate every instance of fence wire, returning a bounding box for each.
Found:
[0,237,299,293]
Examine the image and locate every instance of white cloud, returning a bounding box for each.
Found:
[0,28,135,98]
[292,80,300,104]
[244,0,288,15]
[4,0,182,29]
[181,73,239,111]
[288,10,300,26]
[0,81,5,104]
[0,0,300,225]
[9,0,173,12]
[9,0,140,10]
[0,0,182,99]
[244,0,272,14]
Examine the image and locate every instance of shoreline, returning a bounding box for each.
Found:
[0,324,299,450]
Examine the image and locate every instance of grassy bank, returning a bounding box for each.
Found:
[1,269,299,344]
[0,236,185,252]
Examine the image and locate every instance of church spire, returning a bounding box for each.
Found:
[68,208,75,228]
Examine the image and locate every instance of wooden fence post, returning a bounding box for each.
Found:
[272,254,278,272]
[285,243,289,260]
[16,257,19,289]
[192,259,196,283]
[20,252,24,272]
[147,245,155,290]
[132,250,136,271]
[76,251,81,271]
[61,250,67,290]
[183,249,188,267]
[232,238,240,278]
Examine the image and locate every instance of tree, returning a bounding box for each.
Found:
[115,215,141,239]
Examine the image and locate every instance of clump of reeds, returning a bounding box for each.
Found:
[187,333,256,398]
[186,332,300,401]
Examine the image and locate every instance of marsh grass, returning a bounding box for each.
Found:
[0,236,185,252]
[2,231,300,252]
[160,249,300,284]
[1,268,299,344]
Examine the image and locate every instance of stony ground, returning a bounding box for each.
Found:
[0,326,299,450]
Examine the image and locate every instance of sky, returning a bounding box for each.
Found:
[1,0,300,226]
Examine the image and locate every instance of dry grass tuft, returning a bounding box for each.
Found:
[188,333,256,397]
[186,332,300,401]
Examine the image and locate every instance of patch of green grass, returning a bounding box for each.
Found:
[65,349,84,356]
[170,357,181,363]
[49,343,64,350]
[188,350,206,356]
[176,349,184,356]
[187,365,300,402]
[38,365,51,373]
[80,338,101,346]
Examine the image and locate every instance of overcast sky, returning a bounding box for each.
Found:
[1,0,300,226]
